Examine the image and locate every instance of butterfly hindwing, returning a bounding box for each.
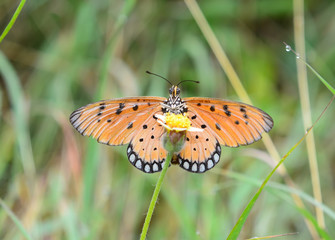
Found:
[127,116,168,173]
[178,131,221,173]
[184,97,273,147]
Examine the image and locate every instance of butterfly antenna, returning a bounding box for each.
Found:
[146,71,173,86]
[177,80,200,86]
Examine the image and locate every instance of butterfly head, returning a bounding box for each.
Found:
[169,85,181,98]
[163,85,185,114]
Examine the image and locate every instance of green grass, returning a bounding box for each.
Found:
[0,0,26,44]
[1,0,335,239]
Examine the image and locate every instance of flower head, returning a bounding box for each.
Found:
[155,112,203,153]
[155,113,203,133]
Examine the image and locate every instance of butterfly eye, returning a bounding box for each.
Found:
[176,88,181,95]
[169,87,173,95]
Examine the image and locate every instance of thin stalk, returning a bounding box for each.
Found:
[293,0,325,230]
[140,151,173,240]
[284,43,335,95]
[0,0,26,43]
[245,232,298,240]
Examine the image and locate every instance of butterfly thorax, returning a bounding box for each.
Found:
[161,85,187,114]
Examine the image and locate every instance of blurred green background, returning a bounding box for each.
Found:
[1,0,335,239]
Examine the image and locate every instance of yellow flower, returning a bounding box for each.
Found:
[165,113,190,130]
[155,112,203,152]
[155,113,203,132]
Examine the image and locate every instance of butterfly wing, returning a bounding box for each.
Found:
[184,97,273,147]
[70,96,168,173]
[126,117,168,173]
[177,131,221,173]
[176,97,273,173]
[70,96,165,145]
[70,95,273,174]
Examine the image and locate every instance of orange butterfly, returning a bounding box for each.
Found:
[70,74,273,173]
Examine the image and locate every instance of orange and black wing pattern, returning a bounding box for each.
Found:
[70,97,165,145]
[175,97,273,173]
[184,97,273,147]
[70,96,171,173]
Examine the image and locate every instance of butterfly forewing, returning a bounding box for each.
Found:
[184,97,273,147]
[70,96,166,146]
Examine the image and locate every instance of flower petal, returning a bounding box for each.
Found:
[155,114,166,122]
[187,127,204,132]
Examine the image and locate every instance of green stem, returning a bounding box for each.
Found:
[140,151,173,240]
[284,42,335,95]
[0,198,33,240]
[0,0,27,43]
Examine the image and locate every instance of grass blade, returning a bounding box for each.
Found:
[0,51,35,179]
[227,96,334,240]
[293,0,325,228]
[297,208,332,240]
[246,232,298,239]
[0,198,33,240]
[284,43,335,95]
[81,0,137,222]
[0,0,26,43]
[218,170,335,222]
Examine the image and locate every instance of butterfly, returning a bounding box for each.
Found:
[69,74,273,174]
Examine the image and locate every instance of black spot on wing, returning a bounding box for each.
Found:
[225,110,231,117]
[116,108,122,115]
[119,103,125,109]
